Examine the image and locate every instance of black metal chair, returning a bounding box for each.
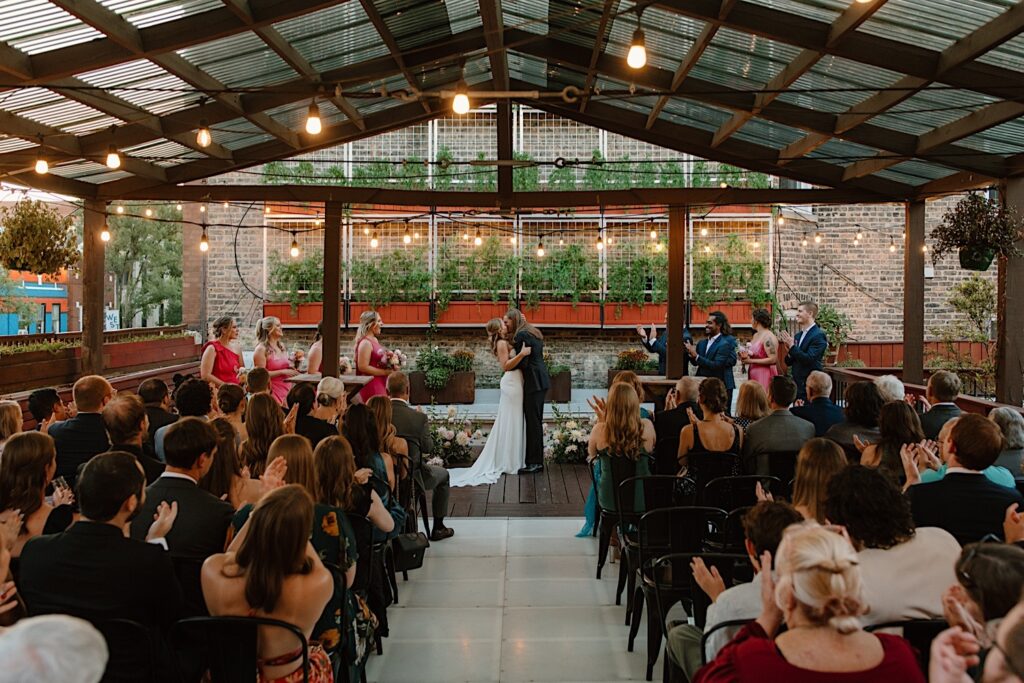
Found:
[92,618,161,683]
[171,616,310,683]
[595,454,651,580]
[866,618,948,673]
[172,558,209,617]
[700,618,755,665]
[686,452,741,493]
[322,561,351,683]
[653,436,681,476]
[700,475,782,511]
[765,451,799,497]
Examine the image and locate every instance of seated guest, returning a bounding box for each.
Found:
[343,404,396,499]
[102,393,165,484]
[825,381,885,461]
[154,377,214,461]
[202,485,334,683]
[216,383,247,445]
[19,451,182,630]
[240,393,286,476]
[695,523,925,682]
[791,371,845,436]
[930,600,1024,683]
[287,381,338,449]
[612,370,653,418]
[943,542,1024,637]
[199,418,265,510]
[138,378,177,443]
[677,377,741,478]
[130,417,234,562]
[914,418,1016,488]
[48,375,113,483]
[906,414,1024,545]
[27,387,67,430]
[368,394,408,485]
[860,401,925,484]
[825,466,960,626]
[990,407,1024,480]
[742,376,814,475]
[589,382,655,512]
[918,370,963,440]
[665,501,803,679]
[0,614,108,683]
[732,380,768,434]
[244,367,272,397]
[0,399,22,453]
[874,374,905,403]
[315,435,394,539]
[653,376,702,474]
[790,438,847,523]
[0,432,76,561]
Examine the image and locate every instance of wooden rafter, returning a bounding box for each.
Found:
[479,0,509,91]
[578,0,619,114]
[358,0,432,114]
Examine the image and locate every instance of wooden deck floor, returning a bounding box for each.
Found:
[429,463,590,517]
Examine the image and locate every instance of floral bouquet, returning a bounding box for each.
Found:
[427,406,486,467]
[289,349,305,370]
[380,348,408,371]
[338,355,353,375]
[544,406,593,464]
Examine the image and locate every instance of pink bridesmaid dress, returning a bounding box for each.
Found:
[747,338,779,391]
[355,336,389,403]
[264,348,293,405]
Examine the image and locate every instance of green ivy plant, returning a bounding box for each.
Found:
[814,303,853,351]
[349,246,431,307]
[521,243,600,308]
[267,251,325,312]
[464,236,519,303]
[605,244,668,316]
[692,234,769,309]
[0,200,79,276]
[513,152,540,191]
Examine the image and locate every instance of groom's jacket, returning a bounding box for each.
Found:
[513,331,550,393]
[391,398,432,469]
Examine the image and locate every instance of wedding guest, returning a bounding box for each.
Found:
[825,381,885,461]
[860,401,925,484]
[216,383,247,445]
[200,316,243,387]
[0,614,108,683]
[138,378,177,442]
[102,393,165,484]
[695,523,925,682]
[199,418,264,510]
[677,377,741,477]
[990,407,1024,479]
[314,376,348,427]
[874,375,905,404]
[779,301,829,402]
[154,377,215,461]
[825,466,960,626]
[791,371,845,436]
[685,312,738,410]
[202,485,334,683]
[288,382,338,449]
[254,316,299,405]
[739,308,779,392]
[914,418,1016,488]
[315,435,394,538]
[48,375,113,483]
[0,400,21,453]
[943,542,1024,635]
[245,367,272,397]
[306,321,324,375]
[589,382,655,514]
[918,371,963,440]
[342,404,395,496]
[240,393,287,475]
[733,380,769,434]
[368,394,408,486]
[742,376,814,475]
[654,376,701,474]
[27,387,67,430]
[354,311,392,403]
[929,601,1024,683]
[612,369,652,417]
[790,438,847,523]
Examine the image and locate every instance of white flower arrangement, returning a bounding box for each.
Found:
[544,406,592,464]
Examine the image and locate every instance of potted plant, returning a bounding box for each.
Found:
[931,193,1024,271]
[607,348,659,387]
[544,353,571,403]
[814,303,853,365]
[264,251,326,323]
[410,347,476,404]
[0,200,79,275]
[543,407,592,464]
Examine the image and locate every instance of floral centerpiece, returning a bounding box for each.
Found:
[613,348,658,374]
[544,407,594,464]
[931,193,1024,271]
[426,406,486,467]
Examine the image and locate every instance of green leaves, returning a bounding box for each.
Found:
[931,193,1024,263]
[521,243,600,308]
[349,246,431,307]
[0,200,78,276]
[606,244,669,310]
[417,346,475,390]
[692,234,768,308]
[267,250,325,311]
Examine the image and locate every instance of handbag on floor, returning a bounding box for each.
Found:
[391,531,429,572]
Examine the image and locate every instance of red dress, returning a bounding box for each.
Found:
[354,336,388,403]
[694,622,925,683]
[203,340,242,385]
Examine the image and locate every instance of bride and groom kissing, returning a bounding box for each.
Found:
[448,308,550,488]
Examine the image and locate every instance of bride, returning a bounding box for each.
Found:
[449,318,532,487]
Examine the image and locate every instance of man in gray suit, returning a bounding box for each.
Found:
[387,372,454,541]
[743,376,815,475]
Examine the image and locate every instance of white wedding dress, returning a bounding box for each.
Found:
[449,370,526,487]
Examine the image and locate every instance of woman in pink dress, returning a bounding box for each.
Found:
[354,310,392,403]
[201,316,243,387]
[253,316,298,405]
[740,308,779,392]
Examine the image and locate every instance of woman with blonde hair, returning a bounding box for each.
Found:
[354,310,392,404]
[588,382,656,510]
[696,523,924,682]
[0,400,21,453]
[790,438,847,522]
[734,380,769,433]
[253,316,298,405]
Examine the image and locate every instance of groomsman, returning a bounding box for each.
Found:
[636,314,692,376]
[779,301,829,402]
[685,312,738,409]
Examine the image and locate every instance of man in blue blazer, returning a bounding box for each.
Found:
[780,301,829,402]
[685,311,738,407]
[637,315,691,376]
[791,371,845,436]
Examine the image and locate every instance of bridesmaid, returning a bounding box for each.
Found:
[200,316,243,387]
[354,311,392,404]
[306,321,324,375]
[740,308,779,392]
[253,316,298,405]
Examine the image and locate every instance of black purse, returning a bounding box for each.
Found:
[391,531,430,572]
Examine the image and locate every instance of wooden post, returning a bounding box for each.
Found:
[321,202,343,378]
[903,200,926,385]
[81,199,107,375]
[667,205,687,379]
[497,101,513,208]
[997,177,1024,405]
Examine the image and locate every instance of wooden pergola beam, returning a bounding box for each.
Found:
[480,0,510,91]
[578,0,619,114]
[358,0,432,114]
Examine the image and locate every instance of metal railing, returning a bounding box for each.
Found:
[826,367,1022,416]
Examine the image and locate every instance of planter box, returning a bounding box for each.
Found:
[436,302,509,326]
[690,301,766,326]
[349,302,431,326]
[604,303,668,326]
[409,370,476,405]
[545,371,571,403]
[523,302,601,326]
[263,302,336,326]
[608,368,660,389]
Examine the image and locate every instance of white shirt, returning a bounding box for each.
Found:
[704,572,762,660]
[159,471,198,485]
[704,333,722,354]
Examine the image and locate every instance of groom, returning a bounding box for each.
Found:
[506,309,549,474]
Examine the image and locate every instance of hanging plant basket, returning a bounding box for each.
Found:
[0,200,79,275]
[958,245,996,272]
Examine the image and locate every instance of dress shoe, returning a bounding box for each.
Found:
[517,464,544,474]
[430,526,455,541]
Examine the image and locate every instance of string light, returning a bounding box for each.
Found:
[264,206,272,215]
[474,229,482,246]
[115,205,124,214]
[403,227,412,244]
[777,215,785,226]
[814,232,823,244]
[558,238,564,246]
[100,225,111,242]
[144,208,153,217]
[649,228,657,240]
[199,204,206,214]
[654,242,663,252]
[363,226,370,235]
[105,145,121,169]
[536,241,545,258]
[199,228,209,252]
[462,230,470,241]
[290,232,300,258]
[305,100,322,135]
[413,230,421,240]
[801,233,808,247]
[889,237,897,252]
[719,181,728,189]
[595,233,605,251]
[196,120,212,148]
[703,244,711,254]
[751,239,760,249]
[175,204,182,211]
[627,9,647,69]
[855,231,863,241]
[452,82,470,115]
[370,232,379,249]
[34,150,48,175]
[222,201,229,208]
[510,235,517,245]
[700,227,708,237]
[922,244,928,253]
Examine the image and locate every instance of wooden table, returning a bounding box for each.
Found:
[286,373,371,400]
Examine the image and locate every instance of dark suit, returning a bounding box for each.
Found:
[791,397,846,437]
[919,404,962,440]
[109,442,166,484]
[785,325,828,401]
[48,413,110,485]
[129,474,233,562]
[908,472,1024,545]
[514,330,550,467]
[19,521,182,628]
[145,405,178,443]
[693,334,738,393]
[652,402,701,474]
[391,399,450,522]
[743,409,816,475]
[642,329,692,376]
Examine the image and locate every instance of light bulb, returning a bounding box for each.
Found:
[199,231,209,252]
[537,242,545,258]
[264,206,271,215]
[814,232,822,244]
[305,100,322,135]
[595,236,604,251]
[116,205,124,214]
[452,89,470,115]
[922,244,928,253]
[100,227,111,242]
[105,145,120,169]
[700,227,708,237]
[474,230,482,246]
[654,242,663,252]
[855,231,863,241]
[510,236,517,245]
[462,231,469,241]
[144,208,153,217]
[558,238,564,246]
[751,240,760,249]
[222,201,229,208]
[704,245,711,254]
[853,238,860,246]
[889,238,896,253]
[650,229,657,240]
[290,239,300,258]
[777,216,785,226]
[413,231,420,240]
[196,120,212,148]
[175,204,182,211]
[719,181,728,189]
[34,156,48,175]
[607,236,614,245]
[801,234,808,247]
[199,204,206,213]
[370,233,379,249]
[363,226,370,235]
[626,28,647,69]
[403,228,412,245]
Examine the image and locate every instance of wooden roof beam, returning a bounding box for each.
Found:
[578,0,619,114]
[479,0,510,91]
[358,0,432,114]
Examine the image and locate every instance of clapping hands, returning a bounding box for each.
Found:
[283,403,299,434]
[1004,503,1024,544]
[778,331,795,346]
[929,627,980,683]
[691,557,727,602]
[588,396,607,422]
[145,501,178,542]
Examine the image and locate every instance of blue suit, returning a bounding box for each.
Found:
[693,334,738,392]
[786,324,828,401]
[642,328,692,375]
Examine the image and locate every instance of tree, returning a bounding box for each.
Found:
[106,204,183,327]
[0,270,39,328]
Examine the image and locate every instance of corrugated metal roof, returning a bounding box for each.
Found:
[177,32,298,88]
[0,0,102,54]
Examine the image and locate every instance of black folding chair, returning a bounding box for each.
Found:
[866,618,948,674]
[700,475,782,511]
[595,455,650,580]
[322,561,351,683]
[172,558,208,617]
[700,618,755,665]
[171,616,310,683]
[92,618,161,683]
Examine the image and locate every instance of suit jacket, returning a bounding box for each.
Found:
[908,472,1024,545]
[19,521,182,629]
[513,330,550,394]
[652,402,701,475]
[129,474,234,562]
[920,404,962,440]
[785,325,828,399]
[694,334,738,392]
[791,397,846,437]
[109,442,166,484]
[742,409,816,474]
[642,329,692,376]
[48,413,110,484]
[145,405,178,443]
[391,398,432,469]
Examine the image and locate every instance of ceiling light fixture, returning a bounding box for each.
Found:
[196,120,212,148]
[305,99,322,135]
